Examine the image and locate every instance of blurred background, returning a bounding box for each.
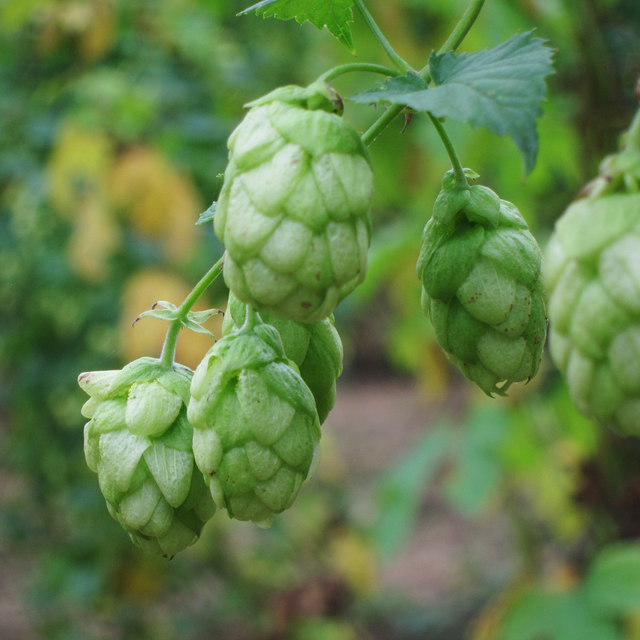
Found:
[2,0,640,638]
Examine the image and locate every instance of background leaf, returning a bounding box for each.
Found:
[500,589,621,640]
[241,0,355,52]
[371,425,452,557]
[585,543,640,616]
[350,32,554,173]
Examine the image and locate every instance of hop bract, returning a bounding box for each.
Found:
[187,318,321,527]
[222,292,343,423]
[214,82,373,323]
[79,357,215,557]
[546,146,640,434]
[417,171,547,395]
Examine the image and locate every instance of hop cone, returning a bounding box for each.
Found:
[417,171,547,395]
[214,82,373,323]
[187,318,321,527]
[222,291,343,423]
[79,357,215,557]
[545,141,640,434]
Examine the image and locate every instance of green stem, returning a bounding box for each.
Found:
[624,105,640,153]
[318,62,402,84]
[361,0,486,146]
[353,0,412,72]
[159,256,224,367]
[239,304,260,333]
[427,113,467,186]
[432,0,485,61]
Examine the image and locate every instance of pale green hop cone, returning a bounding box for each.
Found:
[78,357,215,557]
[545,143,640,435]
[417,171,547,396]
[214,82,373,323]
[187,316,321,527]
[222,291,343,423]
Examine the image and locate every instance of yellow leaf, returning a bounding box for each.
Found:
[79,0,115,60]
[47,123,113,218]
[110,147,200,263]
[67,195,121,281]
[326,528,378,596]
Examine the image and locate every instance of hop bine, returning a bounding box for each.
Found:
[417,171,547,396]
[78,358,215,557]
[214,82,373,323]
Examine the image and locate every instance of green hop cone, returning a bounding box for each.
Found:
[214,82,373,323]
[222,291,343,423]
[78,357,215,557]
[416,171,547,396]
[187,314,321,527]
[545,138,640,435]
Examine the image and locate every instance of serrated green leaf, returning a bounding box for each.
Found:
[240,0,355,52]
[196,201,216,226]
[350,32,554,173]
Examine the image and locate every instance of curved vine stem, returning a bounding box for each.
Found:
[427,113,468,186]
[159,256,224,367]
[361,0,486,147]
[318,62,402,84]
[354,0,412,72]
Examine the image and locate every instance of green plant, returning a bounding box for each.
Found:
[78,0,558,555]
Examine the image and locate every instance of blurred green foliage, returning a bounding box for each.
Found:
[1,0,640,638]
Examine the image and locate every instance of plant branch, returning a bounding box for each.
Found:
[361,0,485,146]
[159,256,224,367]
[318,63,402,84]
[432,0,485,62]
[353,0,412,72]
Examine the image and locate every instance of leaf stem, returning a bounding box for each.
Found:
[361,0,485,146]
[353,0,412,72]
[159,256,224,367]
[318,62,402,84]
[427,113,467,186]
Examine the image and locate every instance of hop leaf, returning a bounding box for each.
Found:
[240,0,356,52]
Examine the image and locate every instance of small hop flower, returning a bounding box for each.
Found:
[79,357,215,557]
